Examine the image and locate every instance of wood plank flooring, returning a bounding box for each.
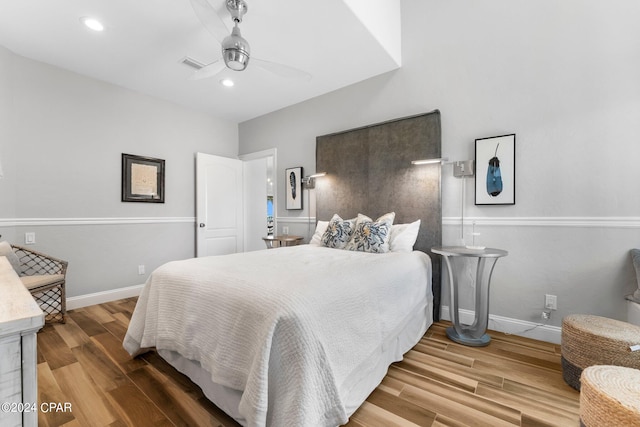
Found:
[36,298,580,427]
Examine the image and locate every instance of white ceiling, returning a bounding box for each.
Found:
[0,0,401,123]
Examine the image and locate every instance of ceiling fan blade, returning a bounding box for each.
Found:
[189,0,229,44]
[252,58,312,81]
[189,59,226,80]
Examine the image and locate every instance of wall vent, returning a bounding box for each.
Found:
[180,56,205,70]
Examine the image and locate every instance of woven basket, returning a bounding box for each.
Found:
[561,314,640,390]
[580,365,640,427]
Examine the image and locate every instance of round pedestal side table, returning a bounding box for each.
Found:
[431,246,508,347]
[262,235,304,249]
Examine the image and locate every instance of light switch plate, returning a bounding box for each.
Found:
[25,232,36,245]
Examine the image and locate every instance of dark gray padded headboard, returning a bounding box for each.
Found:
[316,110,442,320]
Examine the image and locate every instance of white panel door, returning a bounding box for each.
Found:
[196,153,243,257]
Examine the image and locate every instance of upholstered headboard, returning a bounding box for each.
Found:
[315,110,442,320]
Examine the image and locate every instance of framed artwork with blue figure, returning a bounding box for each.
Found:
[475,134,515,205]
[285,166,303,210]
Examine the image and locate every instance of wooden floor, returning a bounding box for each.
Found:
[36,297,580,427]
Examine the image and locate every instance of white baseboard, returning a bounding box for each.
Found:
[66,284,144,310]
[65,289,562,343]
[440,305,562,344]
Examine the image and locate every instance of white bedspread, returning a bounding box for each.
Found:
[123,245,432,427]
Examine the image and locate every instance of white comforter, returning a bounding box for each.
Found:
[123,245,432,427]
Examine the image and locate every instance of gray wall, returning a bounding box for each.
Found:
[239,0,640,327]
[1,1,638,328]
[0,47,13,216]
[0,46,238,297]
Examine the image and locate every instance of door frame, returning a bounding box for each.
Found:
[239,148,278,249]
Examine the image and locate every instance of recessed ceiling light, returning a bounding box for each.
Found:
[220,78,234,87]
[80,17,104,32]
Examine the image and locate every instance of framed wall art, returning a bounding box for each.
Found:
[122,153,165,203]
[285,166,303,210]
[475,134,515,205]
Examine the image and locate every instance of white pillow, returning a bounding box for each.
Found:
[309,220,329,246]
[389,219,421,252]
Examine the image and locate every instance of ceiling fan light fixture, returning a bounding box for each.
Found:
[223,50,249,71]
[222,25,250,71]
[190,0,310,80]
[226,0,248,23]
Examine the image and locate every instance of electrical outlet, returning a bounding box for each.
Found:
[545,294,557,310]
[25,232,36,245]
[282,226,289,235]
[542,309,551,320]
[138,265,145,275]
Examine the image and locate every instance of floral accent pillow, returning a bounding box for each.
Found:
[345,212,395,253]
[320,214,356,249]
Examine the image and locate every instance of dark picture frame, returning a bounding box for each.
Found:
[285,166,303,210]
[122,153,165,203]
[475,134,515,205]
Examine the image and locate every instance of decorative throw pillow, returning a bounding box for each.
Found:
[389,219,421,252]
[320,214,356,249]
[309,220,329,246]
[631,249,640,302]
[345,212,395,253]
[0,241,22,275]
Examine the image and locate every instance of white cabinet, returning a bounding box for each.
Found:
[0,256,44,427]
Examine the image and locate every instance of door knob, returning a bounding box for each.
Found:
[199,223,205,228]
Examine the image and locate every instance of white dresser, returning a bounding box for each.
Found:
[0,256,44,427]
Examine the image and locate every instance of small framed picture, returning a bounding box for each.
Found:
[122,153,165,203]
[475,134,515,205]
[285,167,303,210]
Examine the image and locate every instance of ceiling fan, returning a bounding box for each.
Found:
[189,0,311,81]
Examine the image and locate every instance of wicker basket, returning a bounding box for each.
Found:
[561,314,640,390]
[11,244,67,323]
[580,365,640,427]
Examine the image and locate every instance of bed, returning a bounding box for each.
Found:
[124,244,432,426]
[124,111,442,426]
